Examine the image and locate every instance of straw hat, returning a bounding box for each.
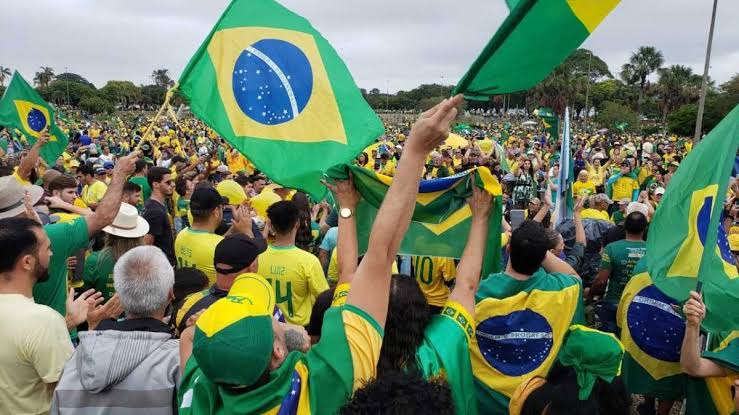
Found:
[0,176,44,219]
[102,203,149,238]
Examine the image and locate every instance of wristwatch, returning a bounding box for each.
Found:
[340,207,353,219]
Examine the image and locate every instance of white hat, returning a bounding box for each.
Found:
[102,203,149,238]
[654,187,666,196]
[216,165,229,173]
[0,176,44,219]
[626,202,649,217]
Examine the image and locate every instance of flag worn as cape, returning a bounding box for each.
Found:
[648,105,739,333]
[326,164,503,277]
[0,71,68,165]
[178,0,383,199]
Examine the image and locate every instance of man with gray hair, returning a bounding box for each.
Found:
[51,246,180,415]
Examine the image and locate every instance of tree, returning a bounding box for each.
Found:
[33,66,55,88]
[596,101,639,132]
[55,72,96,89]
[79,96,115,114]
[140,84,167,108]
[369,88,380,95]
[655,65,702,129]
[151,69,173,88]
[99,81,142,108]
[0,66,11,87]
[625,46,664,114]
[38,80,96,106]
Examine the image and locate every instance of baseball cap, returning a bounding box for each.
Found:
[591,193,613,205]
[654,187,665,196]
[213,233,267,274]
[190,187,226,212]
[216,179,247,205]
[94,165,106,175]
[0,176,44,219]
[216,165,229,174]
[626,202,649,217]
[193,273,276,386]
[103,161,114,170]
[618,198,630,205]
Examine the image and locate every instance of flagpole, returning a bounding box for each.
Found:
[693,0,719,144]
[139,83,179,148]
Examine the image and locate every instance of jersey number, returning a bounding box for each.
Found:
[414,256,434,285]
[268,279,294,317]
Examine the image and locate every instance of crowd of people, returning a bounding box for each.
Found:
[0,95,737,415]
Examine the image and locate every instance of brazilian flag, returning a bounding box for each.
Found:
[453,0,620,99]
[178,0,383,199]
[327,165,503,277]
[0,71,68,165]
[617,270,686,400]
[685,330,739,415]
[648,105,739,333]
[536,107,559,141]
[471,268,585,414]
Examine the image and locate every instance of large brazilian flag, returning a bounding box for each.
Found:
[178,0,384,199]
[617,270,686,400]
[648,105,739,333]
[0,71,68,165]
[453,0,620,99]
[327,165,503,277]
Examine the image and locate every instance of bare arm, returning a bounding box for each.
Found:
[324,172,362,286]
[18,134,49,181]
[347,96,462,327]
[591,268,610,297]
[46,196,93,216]
[85,151,139,236]
[449,182,492,315]
[574,196,586,246]
[541,251,579,278]
[533,186,552,223]
[680,291,727,377]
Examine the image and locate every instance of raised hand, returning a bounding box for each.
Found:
[324,171,360,211]
[115,150,141,177]
[468,177,492,220]
[65,288,104,330]
[405,95,464,156]
[87,294,124,330]
[683,291,705,328]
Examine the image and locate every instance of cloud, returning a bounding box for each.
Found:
[0,0,736,92]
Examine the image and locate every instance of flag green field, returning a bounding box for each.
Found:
[178,0,383,199]
[648,104,739,333]
[453,0,620,99]
[0,71,68,165]
[327,164,503,277]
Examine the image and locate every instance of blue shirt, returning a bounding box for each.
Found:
[80,135,92,146]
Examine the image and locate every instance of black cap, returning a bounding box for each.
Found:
[190,187,227,211]
[214,234,267,274]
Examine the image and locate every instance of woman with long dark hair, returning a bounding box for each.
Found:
[291,191,317,252]
[513,158,536,208]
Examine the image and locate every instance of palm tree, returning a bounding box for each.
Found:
[151,69,173,88]
[627,46,664,114]
[0,66,11,87]
[33,66,55,88]
[656,65,702,130]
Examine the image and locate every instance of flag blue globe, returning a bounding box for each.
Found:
[27,108,47,132]
[232,39,313,126]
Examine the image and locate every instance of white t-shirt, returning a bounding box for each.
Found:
[0,294,73,415]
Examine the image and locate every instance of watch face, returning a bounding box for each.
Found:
[340,207,352,218]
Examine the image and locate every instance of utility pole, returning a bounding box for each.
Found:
[65,66,70,107]
[385,79,389,112]
[440,75,445,96]
[583,51,592,130]
[693,0,719,144]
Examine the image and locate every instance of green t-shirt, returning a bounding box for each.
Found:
[83,250,116,301]
[416,301,478,415]
[611,210,626,225]
[128,176,152,209]
[0,137,8,152]
[35,218,90,316]
[178,304,383,415]
[176,197,190,218]
[600,240,646,304]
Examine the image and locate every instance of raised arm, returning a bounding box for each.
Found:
[347,95,462,327]
[17,134,49,182]
[448,180,492,314]
[85,151,139,236]
[324,172,361,286]
[680,291,727,377]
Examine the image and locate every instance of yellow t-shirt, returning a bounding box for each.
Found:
[174,228,223,284]
[327,249,399,285]
[412,256,456,307]
[81,180,108,206]
[12,170,31,186]
[379,160,396,176]
[611,177,640,201]
[572,181,596,197]
[0,294,74,415]
[226,151,248,174]
[257,245,329,326]
[580,208,612,223]
[586,164,606,186]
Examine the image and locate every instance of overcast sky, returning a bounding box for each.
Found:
[1,0,737,92]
